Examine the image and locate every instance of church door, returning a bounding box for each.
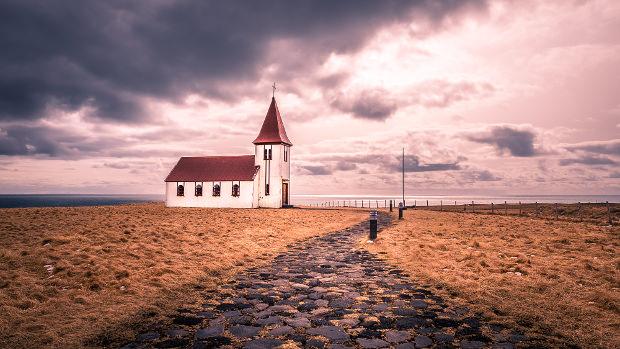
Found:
[282,181,289,206]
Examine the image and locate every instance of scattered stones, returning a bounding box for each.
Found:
[118,213,529,349]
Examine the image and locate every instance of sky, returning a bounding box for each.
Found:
[0,0,619,196]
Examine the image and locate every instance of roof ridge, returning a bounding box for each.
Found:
[253,97,292,146]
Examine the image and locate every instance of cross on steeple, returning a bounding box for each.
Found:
[272,82,276,98]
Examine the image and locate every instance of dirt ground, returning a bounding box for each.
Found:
[364,209,620,348]
[0,203,367,348]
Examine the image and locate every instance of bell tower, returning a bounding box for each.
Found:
[253,94,292,208]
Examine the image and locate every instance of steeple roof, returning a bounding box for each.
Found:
[253,97,292,146]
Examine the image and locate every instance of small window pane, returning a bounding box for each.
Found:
[195,184,203,196]
[213,184,220,196]
[177,184,184,196]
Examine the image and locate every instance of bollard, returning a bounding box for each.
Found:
[491,202,494,214]
[390,200,393,212]
[440,200,443,212]
[398,207,403,220]
[519,201,522,215]
[369,210,378,240]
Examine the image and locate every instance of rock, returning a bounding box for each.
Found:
[243,338,285,349]
[229,325,261,338]
[461,340,485,349]
[195,325,224,339]
[434,332,454,343]
[492,343,515,349]
[165,329,188,338]
[268,325,294,336]
[394,342,415,349]
[356,338,389,348]
[284,317,312,328]
[414,335,433,348]
[314,299,329,307]
[395,317,424,329]
[411,300,428,308]
[192,336,231,348]
[255,316,281,325]
[137,332,159,341]
[384,330,411,343]
[172,315,203,326]
[307,326,350,342]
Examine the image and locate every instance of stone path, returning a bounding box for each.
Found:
[123,213,527,349]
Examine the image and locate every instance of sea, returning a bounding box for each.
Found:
[0,194,617,209]
[0,194,163,208]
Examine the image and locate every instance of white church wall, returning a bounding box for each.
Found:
[165,181,254,208]
[254,144,291,208]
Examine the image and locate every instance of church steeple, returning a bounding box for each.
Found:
[253,97,292,146]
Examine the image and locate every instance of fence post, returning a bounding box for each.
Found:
[491,202,494,214]
[440,200,443,212]
[519,201,522,215]
[504,201,508,215]
[427,200,429,207]
[390,200,393,212]
[472,201,475,213]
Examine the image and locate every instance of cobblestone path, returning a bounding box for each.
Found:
[123,213,527,349]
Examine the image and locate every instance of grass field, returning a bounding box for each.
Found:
[0,203,367,348]
[364,209,620,348]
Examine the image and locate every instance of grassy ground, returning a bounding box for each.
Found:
[364,209,620,348]
[0,203,367,348]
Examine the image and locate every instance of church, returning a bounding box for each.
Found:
[164,96,292,208]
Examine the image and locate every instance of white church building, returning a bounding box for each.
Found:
[164,96,292,208]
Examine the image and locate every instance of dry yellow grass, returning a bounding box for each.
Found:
[364,210,620,348]
[0,203,367,348]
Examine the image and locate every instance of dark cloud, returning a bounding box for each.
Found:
[335,161,357,171]
[0,0,485,123]
[331,89,397,120]
[466,126,538,157]
[393,155,461,172]
[300,165,332,175]
[565,139,620,156]
[462,169,501,182]
[0,125,75,156]
[559,155,618,166]
[610,171,620,178]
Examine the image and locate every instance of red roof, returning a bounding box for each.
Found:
[165,155,258,182]
[253,97,292,146]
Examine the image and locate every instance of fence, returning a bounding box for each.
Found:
[306,199,617,225]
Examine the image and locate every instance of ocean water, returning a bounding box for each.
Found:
[291,194,620,207]
[0,194,163,208]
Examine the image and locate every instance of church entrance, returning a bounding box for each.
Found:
[282,181,289,206]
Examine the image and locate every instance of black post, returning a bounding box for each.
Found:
[491,202,494,214]
[398,207,403,220]
[390,200,393,212]
[369,211,378,240]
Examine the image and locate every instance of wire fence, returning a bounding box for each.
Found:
[306,199,617,226]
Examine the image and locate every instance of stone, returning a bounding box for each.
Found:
[137,332,159,341]
[395,317,424,329]
[461,340,486,349]
[356,338,389,348]
[195,325,224,340]
[306,338,327,348]
[268,325,294,336]
[165,329,188,338]
[193,336,231,348]
[492,343,515,349]
[243,338,285,349]
[307,326,350,342]
[384,330,410,343]
[255,316,281,326]
[284,317,311,328]
[411,300,428,308]
[414,335,433,348]
[230,325,261,338]
[394,342,415,349]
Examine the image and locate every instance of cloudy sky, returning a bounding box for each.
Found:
[0,0,619,196]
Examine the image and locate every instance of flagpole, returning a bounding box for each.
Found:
[402,148,405,207]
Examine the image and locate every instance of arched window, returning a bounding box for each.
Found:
[176,184,184,196]
[195,183,203,196]
[232,183,240,197]
[212,183,221,197]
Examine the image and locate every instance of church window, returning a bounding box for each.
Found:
[213,183,221,196]
[195,183,203,196]
[232,183,240,197]
[176,183,184,196]
[264,148,268,160]
[284,147,288,162]
[268,148,272,159]
[265,183,270,195]
[263,146,272,160]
